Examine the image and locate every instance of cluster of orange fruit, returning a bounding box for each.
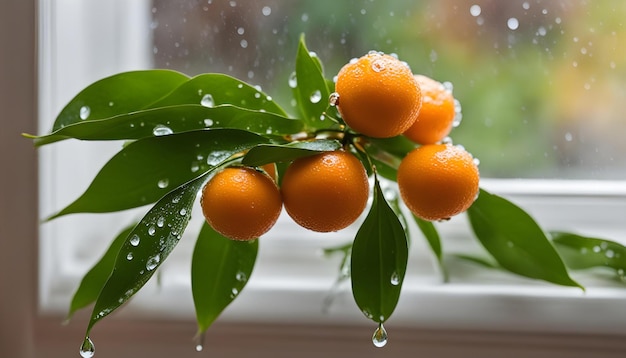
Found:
[201,51,480,241]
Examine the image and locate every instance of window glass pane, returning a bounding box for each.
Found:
[150,0,626,179]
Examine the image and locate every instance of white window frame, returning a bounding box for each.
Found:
[12,0,626,356]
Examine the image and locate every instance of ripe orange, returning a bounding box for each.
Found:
[397,144,479,221]
[200,166,282,240]
[280,150,369,232]
[335,52,422,138]
[403,75,457,145]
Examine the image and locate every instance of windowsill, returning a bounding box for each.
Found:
[39,179,626,336]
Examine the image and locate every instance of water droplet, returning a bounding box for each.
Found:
[237,27,245,35]
[254,92,261,99]
[153,124,173,136]
[204,118,214,127]
[146,255,160,271]
[452,99,463,127]
[108,101,114,107]
[194,334,205,352]
[371,60,386,72]
[79,336,95,358]
[362,309,373,319]
[200,94,215,107]
[179,208,188,216]
[593,245,602,253]
[157,178,169,189]
[126,252,134,261]
[147,226,156,236]
[390,272,400,286]
[172,195,182,204]
[442,136,453,145]
[130,234,140,246]
[288,72,297,88]
[473,158,481,166]
[236,271,247,282]
[262,6,271,16]
[240,39,248,48]
[310,90,322,103]
[507,17,519,31]
[329,92,340,106]
[191,163,200,173]
[372,323,388,348]
[157,216,165,228]
[230,287,239,298]
[606,249,615,259]
[469,4,481,17]
[79,106,91,120]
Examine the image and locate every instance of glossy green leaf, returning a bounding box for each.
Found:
[67,222,136,320]
[413,215,449,282]
[292,34,331,130]
[86,173,206,335]
[191,222,258,334]
[48,129,268,219]
[551,231,626,277]
[147,73,287,116]
[30,105,301,146]
[52,70,189,131]
[351,176,408,323]
[241,139,342,167]
[467,189,583,289]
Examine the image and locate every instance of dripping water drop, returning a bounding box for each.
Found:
[372,323,388,348]
[79,336,95,358]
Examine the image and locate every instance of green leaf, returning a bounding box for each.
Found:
[147,73,287,116]
[413,215,449,282]
[67,222,136,320]
[191,222,258,334]
[551,231,626,276]
[51,70,189,131]
[241,139,342,167]
[351,176,408,323]
[368,136,417,158]
[49,129,268,219]
[467,189,583,289]
[31,105,302,146]
[292,34,331,130]
[86,173,206,335]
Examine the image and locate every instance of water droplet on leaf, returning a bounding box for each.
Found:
[79,106,91,120]
[157,178,169,189]
[130,234,140,246]
[200,94,215,107]
[390,272,400,286]
[153,124,173,136]
[310,90,322,104]
[146,255,160,271]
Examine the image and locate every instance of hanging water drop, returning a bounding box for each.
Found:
[79,336,95,358]
[310,90,322,104]
[194,334,205,352]
[200,94,215,107]
[153,124,173,136]
[79,106,91,120]
[288,71,297,88]
[372,323,388,348]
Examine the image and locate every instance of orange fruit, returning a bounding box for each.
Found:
[200,166,282,240]
[335,52,422,138]
[403,75,457,145]
[397,144,479,221]
[280,150,369,232]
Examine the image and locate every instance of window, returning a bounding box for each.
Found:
[34,0,626,356]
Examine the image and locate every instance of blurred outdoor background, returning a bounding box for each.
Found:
[149,0,626,179]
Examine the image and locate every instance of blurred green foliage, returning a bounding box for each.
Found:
[152,0,626,179]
